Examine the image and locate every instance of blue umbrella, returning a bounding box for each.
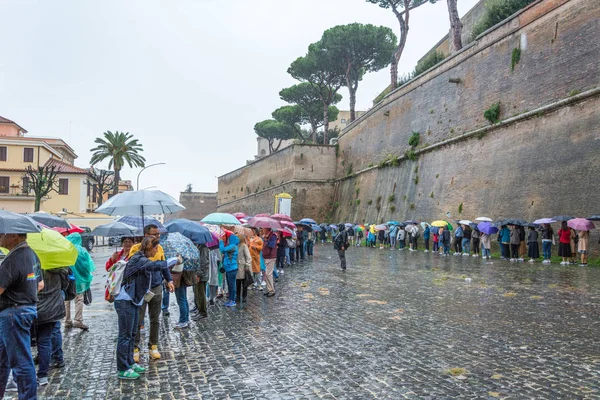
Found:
[311,224,323,232]
[0,211,43,234]
[91,221,140,237]
[477,222,499,235]
[429,226,439,234]
[201,213,241,225]
[387,221,400,225]
[300,218,316,225]
[164,219,213,245]
[116,215,166,233]
[160,232,200,272]
[344,223,353,228]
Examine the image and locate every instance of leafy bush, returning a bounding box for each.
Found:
[413,175,419,185]
[471,0,536,40]
[414,50,446,77]
[367,199,373,205]
[511,48,521,71]
[484,102,501,124]
[408,131,420,147]
[458,202,463,214]
[390,205,396,213]
[405,149,418,161]
[388,195,395,203]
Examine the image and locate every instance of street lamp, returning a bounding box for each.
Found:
[136,163,166,190]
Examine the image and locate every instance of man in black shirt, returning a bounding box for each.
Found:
[0,233,43,399]
[334,224,349,270]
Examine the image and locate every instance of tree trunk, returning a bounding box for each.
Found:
[97,185,104,207]
[391,5,409,89]
[311,122,318,144]
[349,86,357,122]
[113,168,120,195]
[322,103,330,145]
[34,197,41,212]
[447,0,463,52]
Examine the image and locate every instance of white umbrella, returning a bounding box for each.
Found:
[458,219,473,225]
[95,189,185,217]
[475,217,493,222]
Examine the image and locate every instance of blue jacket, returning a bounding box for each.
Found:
[500,226,511,243]
[219,235,239,272]
[454,226,463,238]
[423,226,430,240]
[123,252,170,305]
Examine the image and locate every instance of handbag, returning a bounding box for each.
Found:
[244,268,254,288]
[83,288,93,306]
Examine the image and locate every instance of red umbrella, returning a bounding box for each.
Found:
[254,213,270,218]
[233,212,247,220]
[51,224,84,235]
[281,220,296,229]
[247,217,282,230]
[271,213,292,222]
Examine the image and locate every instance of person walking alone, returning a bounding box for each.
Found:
[334,223,349,270]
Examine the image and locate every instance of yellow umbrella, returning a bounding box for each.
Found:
[431,220,449,227]
[2,228,79,270]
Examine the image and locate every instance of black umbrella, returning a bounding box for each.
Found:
[504,219,528,226]
[0,211,43,234]
[587,215,600,221]
[28,213,71,229]
[552,215,574,222]
[404,220,418,225]
[91,221,140,237]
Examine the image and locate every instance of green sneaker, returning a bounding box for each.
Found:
[132,363,146,374]
[117,369,140,380]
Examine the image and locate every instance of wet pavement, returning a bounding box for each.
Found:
[17,245,600,399]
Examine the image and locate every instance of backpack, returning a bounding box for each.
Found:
[63,269,77,302]
[286,238,296,248]
[334,232,346,250]
[105,260,128,303]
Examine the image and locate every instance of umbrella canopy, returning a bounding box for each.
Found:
[165,219,213,245]
[91,221,140,237]
[386,221,400,225]
[533,218,557,224]
[503,218,527,226]
[247,216,282,230]
[587,215,600,221]
[229,225,255,237]
[429,226,439,234]
[233,212,247,219]
[280,220,296,229]
[477,222,499,235]
[420,222,430,229]
[254,213,271,218]
[475,217,493,222]
[552,215,574,222]
[431,220,449,227]
[329,224,338,230]
[281,229,293,238]
[0,211,43,234]
[52,224,85,235]
[526,223,540,228]
[458,219,473,225]
[28,212,70,230]
[345,223,354,228]
[116,215,166,233]
[567,218,595,231]
[95,189,185,216]
[271,213,293,222]
[160,232,200,272]
[404,220,418,225]
[299,218,316,225]
[26,228,78,270]
[374,224,387,231]
[201,213,241,226]
[311,224,323,232]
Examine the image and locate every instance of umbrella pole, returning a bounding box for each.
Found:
[141,206,145,232]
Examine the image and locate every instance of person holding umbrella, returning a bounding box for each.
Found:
[527,226,539,262]
[247,228,263,290]
[557,221,572,265]
[235,234,252,304]
[578,230,589,266]
[540,223,554,263]
[219,232,240,306]
[261,228,278,297]
[334,223,349,270]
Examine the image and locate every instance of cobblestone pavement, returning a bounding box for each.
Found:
[15,245,600,399]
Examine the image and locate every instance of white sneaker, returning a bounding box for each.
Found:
[424,250,429,253]
[518,258,524,262]
[509,258,515,262]
[528,259,535,262]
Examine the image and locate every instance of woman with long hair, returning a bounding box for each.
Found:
[557,221,572,265]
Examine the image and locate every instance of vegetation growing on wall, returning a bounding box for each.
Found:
[471,0,536,41]
[484,102,501,124]
[408,131,420,147]
[414,51,446,77]
[458,202,463,214]
[405,149,418,161]
[388,194,395,203]
[511,48,521,71]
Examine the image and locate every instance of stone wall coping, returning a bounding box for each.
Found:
[339,0,568,139]
[218,143,335,180]
[218,178,335,208]
[339,86,600,182]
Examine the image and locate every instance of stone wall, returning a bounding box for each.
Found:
[217,144,337,220]
[168,192,218,222]
[339,0,599,175]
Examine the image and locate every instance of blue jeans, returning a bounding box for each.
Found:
[226,270,237,302]
[35,322,54,379]
[443,245,450,255]
[0,305,37,400]
[114,300,139,372]
[161,284,170,311]
[390,237,396,249]
[462,238,470,254]
[307,240,314,256]
[289,247,295,263]
[51,321,63,363]
[542,241,552,259]
[175,286,189,323]
[284,248,290,265]
[482,245,491,257]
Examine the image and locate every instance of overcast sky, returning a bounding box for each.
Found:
[0,0,479,198]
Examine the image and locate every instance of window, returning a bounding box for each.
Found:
[0,147,6,161]
[23,148,34,163]
[58,178,69,195]
[22,177,30,194]
[0,177,9,193]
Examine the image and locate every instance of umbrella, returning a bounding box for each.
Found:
[0,211,43,234]
[469,223,478,230]
[311,224,323,232]
[229,225,255,237]
[52,224,85,235]
[91,221,140,237]
[526,223,540,228]
[458,219,473,225]
[475,217,493,222]
[429,226,439,234]
[386,221,399,225]
[374,224,387,231]
[160,232,200,272]
[503,218,527,226]
[28,212,71,230]
[254,213,271,218]
[247,216,282,230]
[329,224,338,230]
[280,220,296,229]
[165,219,213,244]
[567,218,595,231]
[587,215,600,221]
[552,215,574,222]
[201,213,241,225]
[233,212,247,219]
[26,228,78,270]
[533,218,557,224]
[420,222,430,229]
[431,220,449,228]
[477,222,499,235]
[201,223,226,242]
[271,213,293,222]
[345,223,354,228]
[95,189,185,217]
[404,220,418,225]
[116,215,166,233]
[281,229,293,238]
[299,218,316,225]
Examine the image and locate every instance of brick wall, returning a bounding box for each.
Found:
[168,192,218,222]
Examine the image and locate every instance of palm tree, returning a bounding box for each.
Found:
[90,131,146,196]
